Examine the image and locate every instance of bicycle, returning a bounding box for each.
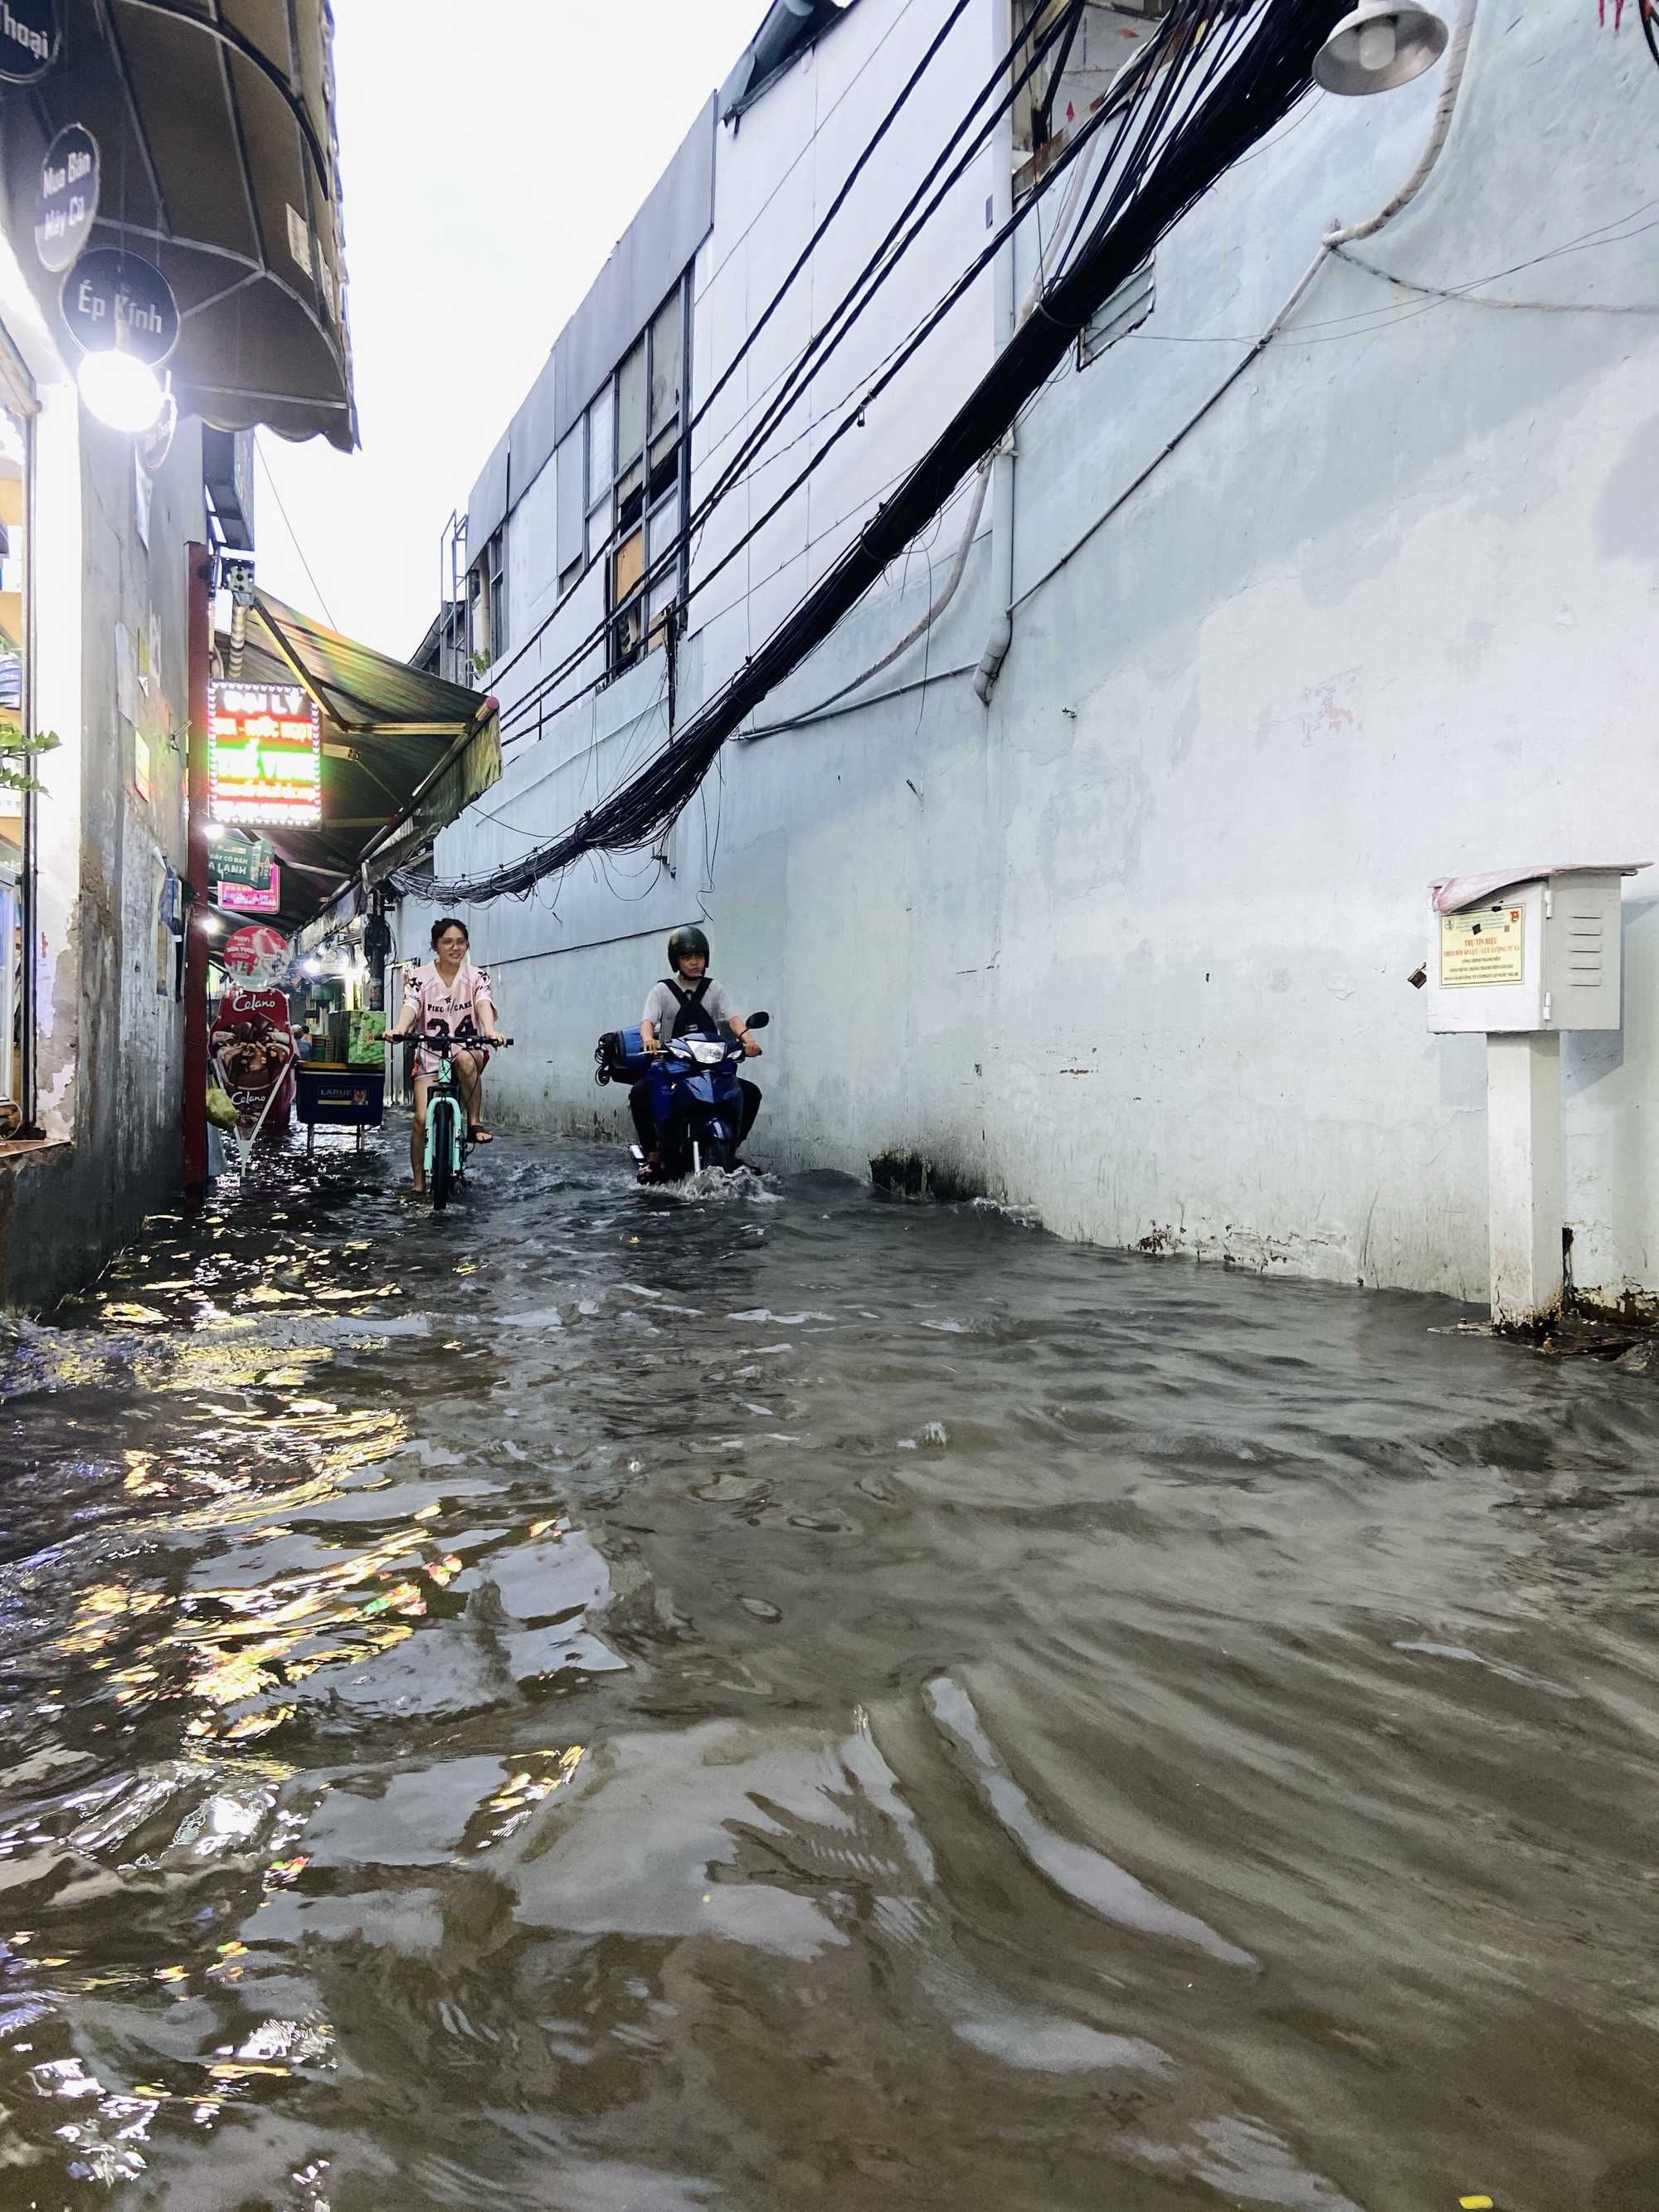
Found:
[420,1016,513,1211]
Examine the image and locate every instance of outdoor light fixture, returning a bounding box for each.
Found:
[1314,2,1447,93]
[75,345,166,432]
[62,249,179,434]
[203,821,226,842]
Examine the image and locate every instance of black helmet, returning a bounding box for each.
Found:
[667,924,709,971]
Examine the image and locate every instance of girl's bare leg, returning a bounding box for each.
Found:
[455,1050,489,1138]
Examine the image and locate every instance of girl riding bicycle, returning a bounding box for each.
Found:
[389,917,507,1196]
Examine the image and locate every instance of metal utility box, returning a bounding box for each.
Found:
[1428,868,1632,1035]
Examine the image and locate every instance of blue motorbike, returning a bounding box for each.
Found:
[596,1011,770,1179]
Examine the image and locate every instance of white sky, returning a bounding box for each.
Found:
[251,0,765,661]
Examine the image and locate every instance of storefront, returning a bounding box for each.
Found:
[0,375,22,1125]
[0,0,358,1305]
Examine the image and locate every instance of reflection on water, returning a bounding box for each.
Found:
[1,1133,1657,2208]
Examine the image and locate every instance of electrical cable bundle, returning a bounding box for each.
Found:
[483,0,1092,751]
[394,0,1345,908]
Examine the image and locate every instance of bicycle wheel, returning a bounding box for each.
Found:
[430,1102,457,1211]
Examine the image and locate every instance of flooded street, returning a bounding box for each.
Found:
[0,1134,1656,2212]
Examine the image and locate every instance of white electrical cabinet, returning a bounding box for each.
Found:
[1427,867,1639,1035]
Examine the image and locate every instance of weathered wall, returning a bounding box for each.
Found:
[419,2,1659,1311]
[0,222,198,1308]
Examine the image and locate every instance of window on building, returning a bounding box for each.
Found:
[1013,2,1164,155]
[1077,256,1154,367]
[563,270,692,676]
[469,525,507,671]
[555,424,584,592]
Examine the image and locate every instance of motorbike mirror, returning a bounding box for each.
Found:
[747,1011,770,1030]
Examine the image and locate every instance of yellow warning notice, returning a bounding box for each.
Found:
[1440,905,1525,987]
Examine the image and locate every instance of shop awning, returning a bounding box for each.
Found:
[233,593,500,928]
[1,0,356,450]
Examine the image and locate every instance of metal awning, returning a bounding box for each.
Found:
[1,0,356,450]
[233,593,499,928]
[721,0,860,119]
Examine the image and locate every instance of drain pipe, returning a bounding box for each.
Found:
[973,0,1018,707]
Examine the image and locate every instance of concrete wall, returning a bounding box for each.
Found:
[416,1,1659,1312]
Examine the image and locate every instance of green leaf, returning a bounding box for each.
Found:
[0,728,61,759]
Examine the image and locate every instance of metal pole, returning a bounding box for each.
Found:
[182,542,214,1207]
[1486,1031,1564,1330]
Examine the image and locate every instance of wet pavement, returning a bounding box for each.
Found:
[0,1130,1657,2211]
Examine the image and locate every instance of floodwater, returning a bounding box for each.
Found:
[0,1135,1656,2212]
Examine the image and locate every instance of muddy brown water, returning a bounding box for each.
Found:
[0,1132,1656,2210]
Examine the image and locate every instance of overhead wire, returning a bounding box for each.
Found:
[484,0,1007,707]
[690,0,978,444]
[692,0,1090,526]
[486,0,1088,722]
[255,433,338,628]
[496,13,1151,752]
[394,0,1344,908]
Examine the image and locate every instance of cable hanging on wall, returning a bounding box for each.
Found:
[394,0,1350,908]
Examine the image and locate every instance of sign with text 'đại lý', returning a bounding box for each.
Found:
[209,683,320,827]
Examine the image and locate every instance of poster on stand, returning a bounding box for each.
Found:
[209,987,294,1147]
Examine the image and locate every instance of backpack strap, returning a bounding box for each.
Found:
[662,977,722,1040]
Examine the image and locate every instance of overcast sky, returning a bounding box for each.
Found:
[250,0,764,661]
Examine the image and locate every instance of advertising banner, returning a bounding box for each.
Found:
[212,838,275,884]
[209,987,294,1147]
[221,922,290,986]
[219,869,280,915]
[209,681,321,827]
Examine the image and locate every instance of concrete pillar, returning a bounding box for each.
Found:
[1486,1030,1563,1328]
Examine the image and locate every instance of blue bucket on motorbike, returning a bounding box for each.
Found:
[593,1026,655,1086]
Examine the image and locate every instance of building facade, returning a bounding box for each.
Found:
[0,1,353,1311]
[402,0,1659,1314]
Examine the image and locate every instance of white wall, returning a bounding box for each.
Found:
[427,0,1659,1313]
[0,227,83,1143]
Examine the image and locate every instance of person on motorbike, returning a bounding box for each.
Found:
[389,916,507,1196]
[631,924,761,1181]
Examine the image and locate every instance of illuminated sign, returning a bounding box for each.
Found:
[208,681,320,826]
[212,837,274,885]
[219,867,280,915]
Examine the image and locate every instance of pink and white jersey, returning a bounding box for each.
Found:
[406,961,494,1073]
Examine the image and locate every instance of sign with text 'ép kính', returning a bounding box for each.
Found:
[209,682,320,827]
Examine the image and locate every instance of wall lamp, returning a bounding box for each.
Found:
[1314,2,1447,93]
